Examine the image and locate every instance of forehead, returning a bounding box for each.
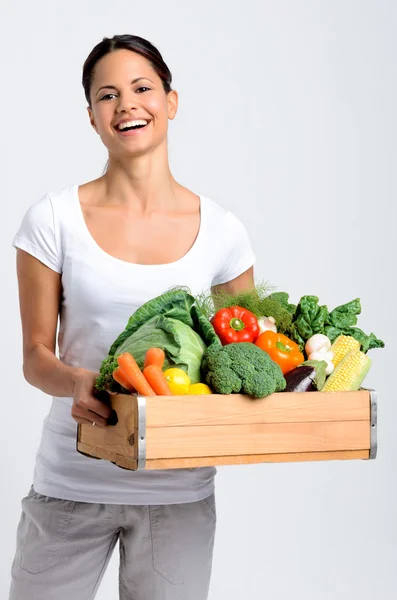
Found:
[93,49,157,83]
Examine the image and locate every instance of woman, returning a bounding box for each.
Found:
[9,34,256,600]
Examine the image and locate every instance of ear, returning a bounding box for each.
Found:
[167,90,179,120]
[87,106,98,133]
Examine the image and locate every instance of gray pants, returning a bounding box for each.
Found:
[9,486,216,600]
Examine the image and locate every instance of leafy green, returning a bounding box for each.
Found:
[289,296,328,349]
[109,288,218,356]
[96,288,220,392]
[327,299,361,330]
[115,316,207,383]
[267,292,297,316]
[288,295,385,353]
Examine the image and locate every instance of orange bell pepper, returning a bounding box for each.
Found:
[255,330,305,374]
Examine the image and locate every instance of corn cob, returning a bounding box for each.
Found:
[322,349,371,392]
[330,335,360,368]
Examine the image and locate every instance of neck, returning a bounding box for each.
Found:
[99,144,179,211]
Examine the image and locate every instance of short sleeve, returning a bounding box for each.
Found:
[211,211,256,286]
[12,194,63,273]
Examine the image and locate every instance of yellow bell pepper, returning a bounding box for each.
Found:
[188,383,212,395]
[163,368,190,395]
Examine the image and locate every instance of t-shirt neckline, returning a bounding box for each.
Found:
[72,184,205,268]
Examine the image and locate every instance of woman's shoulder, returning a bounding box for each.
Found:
[199,191,248,235]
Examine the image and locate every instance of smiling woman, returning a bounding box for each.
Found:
[82,35,176,172]
[9,34,256,600]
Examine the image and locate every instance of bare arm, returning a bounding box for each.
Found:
[16,249,112,426]
[211,265,255,296]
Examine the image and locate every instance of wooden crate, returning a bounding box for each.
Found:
[76,389,377,470]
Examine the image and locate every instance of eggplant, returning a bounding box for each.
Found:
[284,359,327,392]
[284,366,317,392]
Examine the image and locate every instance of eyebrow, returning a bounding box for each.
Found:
[95,77,154,96]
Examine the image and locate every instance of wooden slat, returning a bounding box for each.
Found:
[145,391,370,428]
[77,441,138,469]
[77,394,138,460]
[145,449,370,469]
[76,391,373,471]
[146,420,370,459]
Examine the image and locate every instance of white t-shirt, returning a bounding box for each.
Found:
[12,184,256,504]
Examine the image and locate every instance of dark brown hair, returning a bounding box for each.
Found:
[82,34,173,107]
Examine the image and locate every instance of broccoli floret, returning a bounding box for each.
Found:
[201,343,241,394]
[201,342,286,398]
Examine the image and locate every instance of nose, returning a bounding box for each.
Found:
[116,93,138,113]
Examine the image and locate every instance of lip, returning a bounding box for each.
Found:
[114,119,152,137]
[114,120,151,136]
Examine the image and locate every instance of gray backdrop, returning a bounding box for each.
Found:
[1,1,395,598]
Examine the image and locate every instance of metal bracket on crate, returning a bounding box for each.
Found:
[136,395,147,470]
[362,388,378,459]
[368,389,378,460]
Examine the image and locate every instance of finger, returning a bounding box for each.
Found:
[86,410,109,427]
[72,416,95,425]
[77,397,112,419]
[72,406,108,427]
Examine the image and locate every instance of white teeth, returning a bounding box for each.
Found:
[117,119,148,130]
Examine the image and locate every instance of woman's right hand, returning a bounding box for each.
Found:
[71,369,113,427]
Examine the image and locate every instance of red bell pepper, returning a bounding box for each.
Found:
[211,306,259,345]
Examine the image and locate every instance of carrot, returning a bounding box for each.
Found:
[144,348,165,370]
[117,353,156,396]
[112,367,135,392]
[143,365,172,396]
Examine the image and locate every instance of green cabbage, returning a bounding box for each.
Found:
[96,289,220,392]
[115,315,207,383]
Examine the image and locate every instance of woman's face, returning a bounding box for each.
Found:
[87,49,178,158]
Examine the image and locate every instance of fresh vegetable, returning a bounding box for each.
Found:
[307,351,334,375]
[201,342,286,398]
[255,330,305,374]
[112,367,135,392]
[143,365,172,395]
[284,360,325,393]
[196,283,294,335]
[211,306,259,345]
[288,295,384,353]
[321,349,371,392]
[188,383,212,395]
[96,289,219,392]
[285,366,316,392]
[304,334,334,374]
[305,334,331,356]
[163,367,191,395]
[96,356,119,392]
[117,352,156,396]
[144,348,165,370]
[330,335,360,368]
[258,316,277,334]
[267,292,297,316]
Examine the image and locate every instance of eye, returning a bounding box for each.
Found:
[136,86,151,93]
[100,93,117,101]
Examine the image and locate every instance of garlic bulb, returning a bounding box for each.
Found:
[258,316,277,334]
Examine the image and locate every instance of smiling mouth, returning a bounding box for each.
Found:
[115,120,151,132]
